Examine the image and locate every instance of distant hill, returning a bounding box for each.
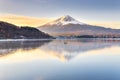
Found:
[38,15,120,38]
[0,21,53,39]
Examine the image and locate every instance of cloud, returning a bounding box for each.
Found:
[0,14,53,27]
[0,14,119,29]
[89,22,120,29]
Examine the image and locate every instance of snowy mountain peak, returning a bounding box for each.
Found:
[57,15,76,22]
[39,15,120,37]
[47,15,86,25]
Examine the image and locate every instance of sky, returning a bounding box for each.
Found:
[0,0,120,28]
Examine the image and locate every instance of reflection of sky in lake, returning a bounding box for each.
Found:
[0,39,120,80]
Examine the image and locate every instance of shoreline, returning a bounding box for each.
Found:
[0,39,54,42]
[0,38,120,42]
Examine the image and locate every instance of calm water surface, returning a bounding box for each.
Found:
[0,39,120,80]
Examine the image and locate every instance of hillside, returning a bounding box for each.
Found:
[0,21,53,39]
[38,15,120,38]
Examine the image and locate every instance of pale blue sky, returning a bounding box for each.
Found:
[0,0,120,28]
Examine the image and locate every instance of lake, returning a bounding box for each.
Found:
[0,38,120,80]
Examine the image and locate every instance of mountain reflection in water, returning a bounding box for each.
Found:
[0,38,120,61]
[0,38,120,80]
[0,40,51,57]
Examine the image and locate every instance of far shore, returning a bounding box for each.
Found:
[1,38,120,42]
[0,39,54,42]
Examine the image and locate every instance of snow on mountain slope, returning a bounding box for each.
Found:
[38,15,120,37]
[46,15,86,26]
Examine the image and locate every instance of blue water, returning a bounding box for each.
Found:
[0,39,120,80]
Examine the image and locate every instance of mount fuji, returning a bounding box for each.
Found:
[38,15,120,38]
[45,15,86,26]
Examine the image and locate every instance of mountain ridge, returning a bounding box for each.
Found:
[38,15,120,37]
[42,15,87,26]
[0,21,53,39]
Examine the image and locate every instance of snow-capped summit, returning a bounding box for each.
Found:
[47,15,86,25]
[38,15,120,37]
